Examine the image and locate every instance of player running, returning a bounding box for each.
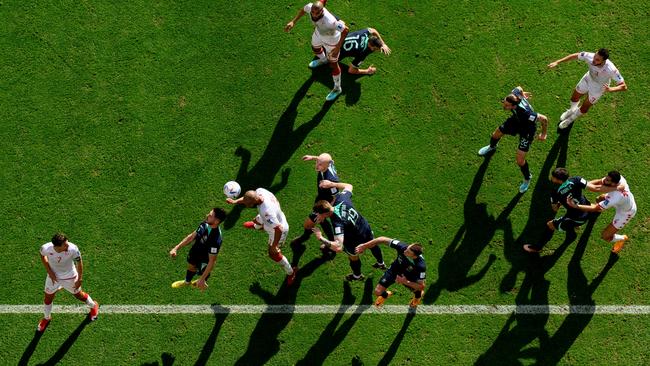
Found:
[523,168,592,253]
[310,27,391,75]
[356,237,426,308]
[169,208,226,291]
[285,1,349,101]
[312,180,386,281]
[548,48,627,130]
[37,233,99,332]
[566,171,637,254]
[478,86,549,193]
[228,188,297,285]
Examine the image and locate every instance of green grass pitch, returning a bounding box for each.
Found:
[1,1,649,364]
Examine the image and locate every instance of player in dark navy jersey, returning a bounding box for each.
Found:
[334,28,391,75]
[312,180,386,281]
[169,208,226,291]
[478,86,549,193]
[523,168,592,253]
[356,237,426,308]
[291,153,340,254]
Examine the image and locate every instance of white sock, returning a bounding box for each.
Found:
[570,101,579,110]
[278,256,293,274]
[85,295,96,308]
[611,234,626,243]
[333,74,341,90]
[567,109,583,123]
[44,303,53,319]
[316,51,326,62]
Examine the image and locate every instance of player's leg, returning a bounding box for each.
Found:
[345,252,365,281]
[324,44,342,101]
[560,88,584,120]
[561,81,601,127]
[524,219,558,253]
[604,214,632,254]
[374,272,395,307]
[292,216,316,246]
[70,279,99,321]
[308,32,328,68]
[269,233,297,284]
[38,279,58,332]
[516,148,532,193]
[409,285,425,308]
[478,126,506,156]
[172,250,200,288]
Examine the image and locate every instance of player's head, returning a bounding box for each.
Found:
[405,243,423,258]
[315,153,332,172]
[502,94,520,110]
[313,200,334,217]
[604,170,621,186]
[551,167,570,183]
[368,36,383,52]
[310,1,325,20]
[52,233,69,250]
[593,48,609,66]
[207,207,227,225]
[242,190,259,208]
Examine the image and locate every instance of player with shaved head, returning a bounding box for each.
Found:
[285,0,349,101]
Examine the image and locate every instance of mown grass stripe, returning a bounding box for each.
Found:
[2,305,650,315]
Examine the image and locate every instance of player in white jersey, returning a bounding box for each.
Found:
[285,0,350,101]
[227,188,297,285]
[548,48,627,129]
[566,171,637,254]
[37,233,99,332]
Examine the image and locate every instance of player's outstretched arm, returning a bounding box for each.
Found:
[548,53,579,68]
[170,231,196,257]
[74,257,83,289]
[320,180,352,192]
[537,114,548,141]
[285,9,306,32]
[302,155,318,161]
[566,198,603,213]
[348,64,376,75]
[605,81,628,93]
[196,254,218,291]
[355,236,392,254]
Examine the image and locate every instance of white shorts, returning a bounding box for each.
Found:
[576,73,605,104]
[311,32,340,62]
[612,208,636,230]
[44,275,81,295]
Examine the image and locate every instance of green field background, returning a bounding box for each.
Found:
[1,0,649,364]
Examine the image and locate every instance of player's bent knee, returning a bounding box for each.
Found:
[268,248,283,262]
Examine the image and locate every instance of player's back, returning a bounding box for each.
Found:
[316,160,339,201]
[257,188,289,231]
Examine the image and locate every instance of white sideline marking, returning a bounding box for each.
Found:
[1,305,650,315]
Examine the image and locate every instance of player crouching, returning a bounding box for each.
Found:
[356,237,426,308]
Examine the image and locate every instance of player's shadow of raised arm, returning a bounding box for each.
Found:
[377,310,417,366]
[295,279,374,366]
[36,317,91,366]
[424,156,521,304]
[193,304,230,366]
[224,70,336,229]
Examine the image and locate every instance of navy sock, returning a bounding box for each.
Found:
[350,260,362,276]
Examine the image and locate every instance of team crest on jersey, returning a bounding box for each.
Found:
[334,227,342,234]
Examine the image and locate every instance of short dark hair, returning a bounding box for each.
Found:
[313,200,332,214]
[212,207,227,222]
[597,48,609,60]
[52,233,67,247]
[369,36,383,49]
[409,243,423,257]
[504,94,520,106]
[552,167,569,182]
[607,170,621,184]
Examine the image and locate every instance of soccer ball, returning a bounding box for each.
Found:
[223,181,241,199]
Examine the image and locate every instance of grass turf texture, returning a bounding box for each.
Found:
[1,0,650,364]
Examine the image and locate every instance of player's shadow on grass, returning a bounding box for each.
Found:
[224,67,366,229]
[295,279,374,366]
[500,133,570,293]
[18,331,45,366]
[141,352,175,366]
[234,256,329,366]
[424,156,521,304]
[476,217,615,365]
[193,305,230,366]
[538,227,619,364]
[377,310,417,366]
[224,70,334,229]
[36,317,92,366]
